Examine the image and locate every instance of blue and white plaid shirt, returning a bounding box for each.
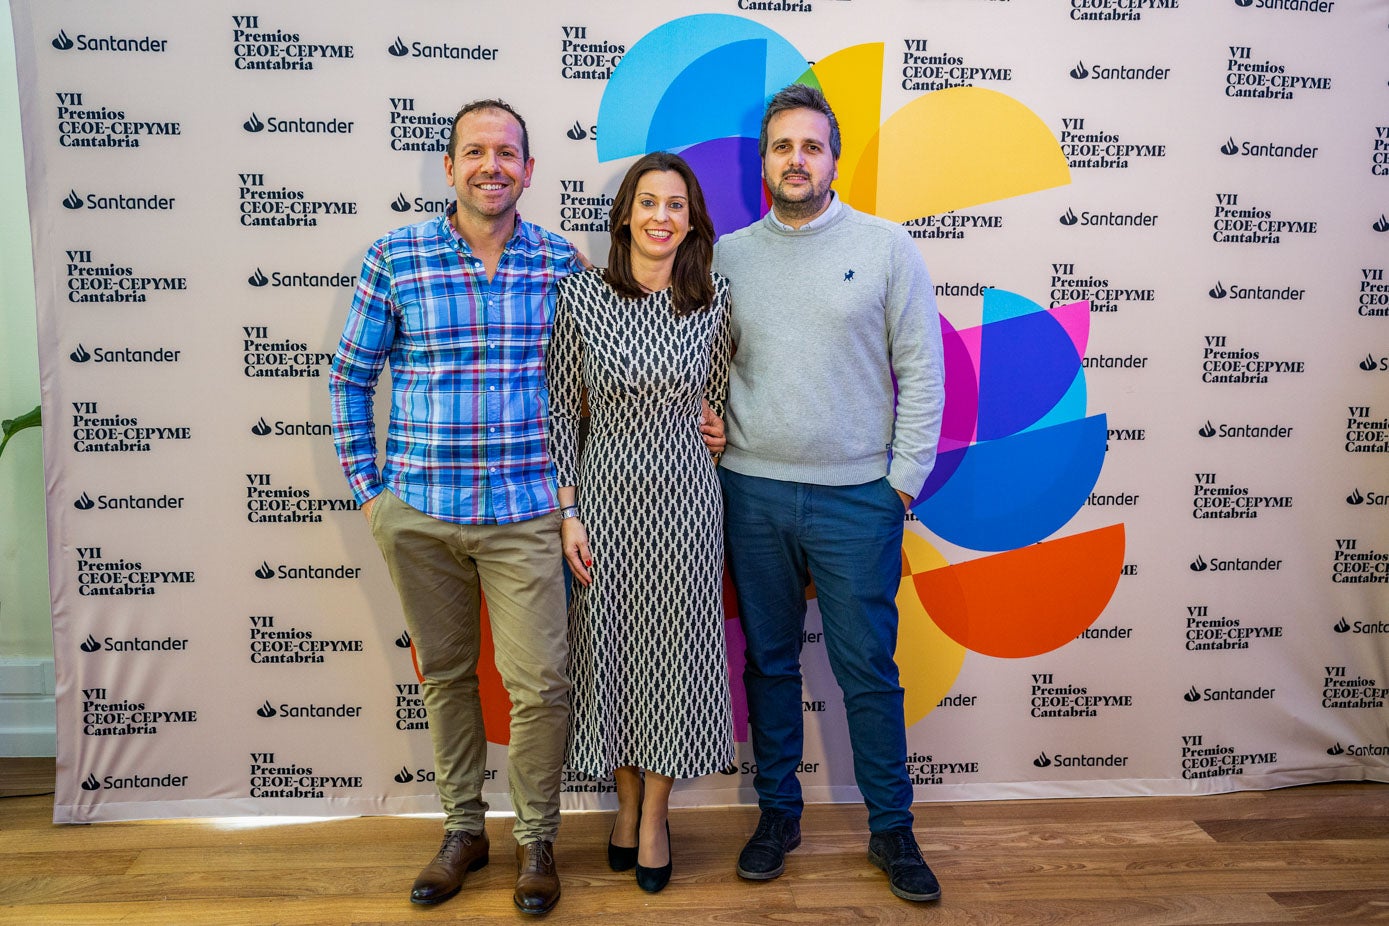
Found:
[329,204,582,524]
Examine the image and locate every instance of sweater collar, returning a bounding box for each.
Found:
[766,191,842,233]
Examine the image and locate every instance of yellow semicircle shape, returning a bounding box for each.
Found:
[805,43,883,215]
[897,530,967,726]
[866,86,1071,222]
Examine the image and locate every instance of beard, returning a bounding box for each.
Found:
[768,170,833,221]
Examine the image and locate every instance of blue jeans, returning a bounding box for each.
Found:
[719,467,914,834]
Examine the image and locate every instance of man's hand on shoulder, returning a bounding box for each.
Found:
[700,400,726,455]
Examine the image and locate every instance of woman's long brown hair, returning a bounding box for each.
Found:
[605,151,716,315]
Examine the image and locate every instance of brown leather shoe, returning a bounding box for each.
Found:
[513,840,561,915]
[409,829,489,905]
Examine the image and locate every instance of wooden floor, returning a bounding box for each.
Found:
[1,759,1387,925]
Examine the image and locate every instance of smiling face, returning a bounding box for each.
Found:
[762,106,838,226]
[443,106,533,226]
[625,169,690,270]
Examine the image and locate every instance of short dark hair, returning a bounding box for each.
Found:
[447,99,529,162]
[605,151,716,316]
[758,83,841,160]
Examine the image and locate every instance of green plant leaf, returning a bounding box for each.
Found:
[0,404,42,461]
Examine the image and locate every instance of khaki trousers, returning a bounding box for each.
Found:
[369,490,570,843]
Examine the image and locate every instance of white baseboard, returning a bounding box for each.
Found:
[0,657,56,757]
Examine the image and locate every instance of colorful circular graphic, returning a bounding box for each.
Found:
[462,14,1124,743]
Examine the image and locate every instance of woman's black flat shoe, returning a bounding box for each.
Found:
[635,821,672,893]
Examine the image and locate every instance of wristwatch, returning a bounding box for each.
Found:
[560,505,580,520]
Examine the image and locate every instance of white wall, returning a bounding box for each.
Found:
[0,8,55,756]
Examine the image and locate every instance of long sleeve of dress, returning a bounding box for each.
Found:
[704,275,732,422]
[548,275,585,490]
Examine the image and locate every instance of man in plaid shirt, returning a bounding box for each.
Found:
[329,99,579,916]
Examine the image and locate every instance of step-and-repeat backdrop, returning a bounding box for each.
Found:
[11,0,1389,823]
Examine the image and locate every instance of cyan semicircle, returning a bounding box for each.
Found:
[596,14,806,161]
[647,40,771,155]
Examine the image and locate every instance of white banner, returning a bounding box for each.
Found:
[10,0,1388,823]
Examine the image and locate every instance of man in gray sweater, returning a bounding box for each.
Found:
[713,84,945,903]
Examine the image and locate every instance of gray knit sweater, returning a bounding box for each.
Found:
[712,202,945,497]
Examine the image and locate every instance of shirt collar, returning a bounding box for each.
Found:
[440,201,525,253]
[767,191,841,232]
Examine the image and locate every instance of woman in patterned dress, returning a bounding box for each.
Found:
[547,151,733,893]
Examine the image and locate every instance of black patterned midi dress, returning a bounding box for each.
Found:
[548,268,734,779]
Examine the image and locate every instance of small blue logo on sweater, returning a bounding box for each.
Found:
[844,269,855,281]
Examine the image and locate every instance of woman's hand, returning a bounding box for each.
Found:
[562,516,593,586]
